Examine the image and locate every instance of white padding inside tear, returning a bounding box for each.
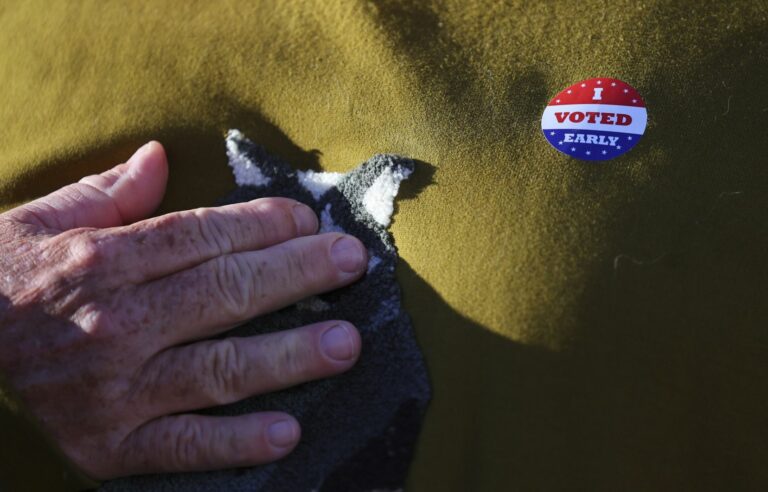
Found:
[362,166,412,227]
[226,129,272,187]
[297,170,344,200]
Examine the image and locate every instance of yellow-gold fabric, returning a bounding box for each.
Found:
[1,1,767,490]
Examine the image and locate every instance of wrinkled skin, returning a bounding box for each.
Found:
[0,142,367,480]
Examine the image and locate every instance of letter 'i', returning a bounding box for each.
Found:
[592,88,603,100]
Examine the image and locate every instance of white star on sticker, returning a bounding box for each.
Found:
[558,141,563,145]
[632,99,637,103]
[567,90,572,94]
[628,136,633,140]
[581,83,586,87]
[611,82,616,86]
[556,99,560,103]
[616,145,622,150]
[596,80,602,85]
[550,131,555,136]
[586,151,591,155]
[602,150,607,155]
[571,147,576,151]
[623,88,629,93]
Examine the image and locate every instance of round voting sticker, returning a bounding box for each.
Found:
[541,78,647,161]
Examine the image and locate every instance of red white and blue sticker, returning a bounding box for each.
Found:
[541,77,647,161]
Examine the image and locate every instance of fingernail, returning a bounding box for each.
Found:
[320,324,356,361]
[267,420,298,448]
[292,203,318,235]
[330,236,366,273]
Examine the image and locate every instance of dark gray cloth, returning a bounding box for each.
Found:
[102,130,431,492]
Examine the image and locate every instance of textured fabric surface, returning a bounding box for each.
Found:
[0,1,767,491]
[102,131,430,491]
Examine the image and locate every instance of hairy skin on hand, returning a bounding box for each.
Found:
[0,142,367,480]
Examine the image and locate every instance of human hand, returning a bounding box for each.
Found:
[0,142,367,480]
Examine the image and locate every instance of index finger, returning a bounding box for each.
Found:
[90,197,319,284]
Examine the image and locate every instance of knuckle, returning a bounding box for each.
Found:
[98,378,131,404]
[278,246,317,288]
[67,233,106,271]
[265,332,314,384]
[75,302,119,337]
[212,255,262,317]
[192,208,234,256]
[144,212,179,234]
[170,418,206,468]
[203,340,246,403]
[253,200,295,238]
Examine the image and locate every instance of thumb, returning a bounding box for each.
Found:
[11,142,169,231]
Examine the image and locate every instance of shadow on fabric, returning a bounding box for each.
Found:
[399,19,768,492]
[563,20,768,491]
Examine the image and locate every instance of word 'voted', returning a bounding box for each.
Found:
[553,111,632,126]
